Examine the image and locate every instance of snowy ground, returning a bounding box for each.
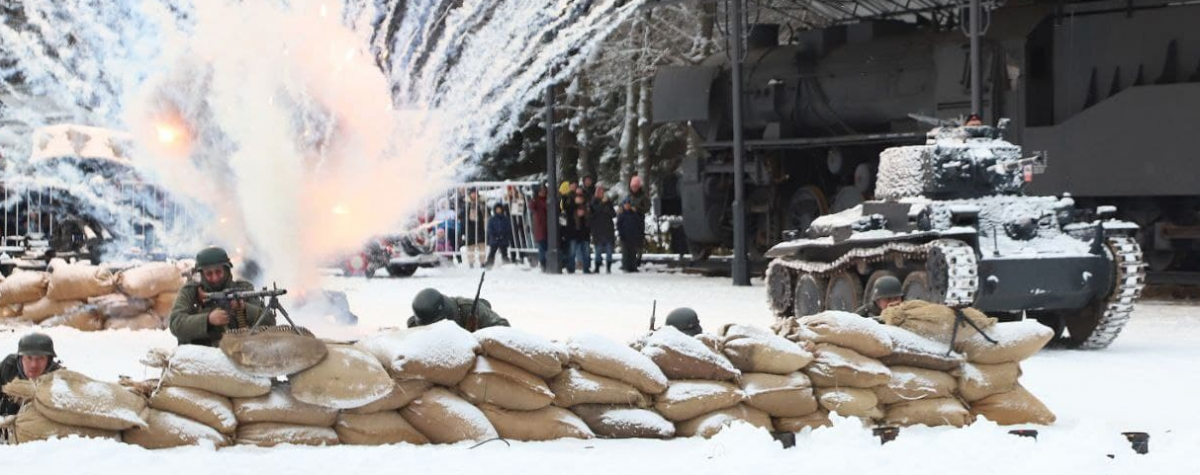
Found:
[2,265,1198,474]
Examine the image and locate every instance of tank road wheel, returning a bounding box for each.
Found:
[864,270,898,304]
[926,240,979,307]
[901,271,932,301]
[793,273,827,317]
[825,270,863,312]
[766,263,795,316]
[1066,236,1146,349]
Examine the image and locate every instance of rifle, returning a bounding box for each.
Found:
[467,272,486,332]
[648,299,657,331]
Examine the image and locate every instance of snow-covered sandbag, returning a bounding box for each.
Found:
[116,262,185,299]
[878,324,965,371]
[474,326,568,378]
[883,398,972,428]
[676,404,772,438]
[41,309,104,332]
[151,345,272,398]
[87,293,151,320]
[722,332,814,375]
[570,404,675,439]
[148,386,237,434]
[400,388,498,444]
[19,370,148,431]
[695,334,724,354]
[334,411,429,446]
[356,320,480,386]
[969,385,1056,425]
[0,271,48,305]
[805,343,891,388]
[219,327,329,378]
[881,301,995,343]
[152,292,178,318]
[236,422,340,447]
[46,264,116,300]
[123,409,230,449]
[797,311,894,358]
[479,404,595,441]
[567,333,668,395]
[458,356,554,411]
[20,298,83,324]
[773,410,833,432]
[740,372,818,418]
[232,384,338,426]
[956,362,1021,402]
[816,387,882,419]
[653,380,743,422]
[1,303,21,319]
[549,368,649,408]
[872,366,957,405]
[290,345,393,410]
[957,321,1053,364]
[103,312,163,331]
[11,403,120,444]
[345,380,431,415]
[640,326,740,381]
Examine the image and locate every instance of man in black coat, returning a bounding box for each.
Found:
[0,333,63,416]
[617,198,645,272]
[589,186,617,273]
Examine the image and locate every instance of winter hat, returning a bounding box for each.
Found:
[559,181,571,195]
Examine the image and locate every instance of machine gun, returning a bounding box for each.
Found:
[206,283,302,333]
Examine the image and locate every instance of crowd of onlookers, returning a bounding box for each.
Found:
[416,175,652,273]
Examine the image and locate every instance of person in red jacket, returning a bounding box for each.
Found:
[530,184,549,269]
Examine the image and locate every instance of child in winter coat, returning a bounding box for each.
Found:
[485,204,512,268]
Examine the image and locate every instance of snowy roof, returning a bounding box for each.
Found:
[29,124,134,164]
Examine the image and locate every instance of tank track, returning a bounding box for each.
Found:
[1075,235,1146,349]
[765,239,980,316]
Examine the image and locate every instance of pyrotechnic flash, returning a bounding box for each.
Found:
[155,123,180,143]
[332,204,350,215]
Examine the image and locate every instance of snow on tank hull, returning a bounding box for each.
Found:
[764,122,1146,349]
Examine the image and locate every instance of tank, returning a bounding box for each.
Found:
[763,121,1146,349]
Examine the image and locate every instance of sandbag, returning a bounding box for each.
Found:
[290,344,392,409]
[805,343,891,388]
[32,370,148,431]
[797,311,894,358]
[884,398,972,428]
[0,271,48,305]
[219,327,329,378]
[878,324,965,371]
[12,403,120,444]
[148,386,237,434]
[474,326,568,378]
[356,320,480,386]
[957,362,1021,402]
[567,333,668,395]
[774,410,832,432]
[400,388,498,443]
[570,404,675,439]
[236,422,339,447]
[640,326,740,381]
[957,321,1053,364]
[676,404,772,438]
[46,264,115,300]
[740,372,818,418]
[695,333,724,354]
[103,312,163,331]
[549,368,649,408]
[334,411,429,445]
[722,332,813,375]
[881,300,995,343]
[479,404,595,441]
[116,262,186,299]
[1,303,21,319]
[346,380,431,414]
[653,380,743,422]
[969,385,1056,425]
[816,387,881,419]
[232,384,339,426]
[156,345,272,398]
[458,356,554,411]
[152,292,178,318]
[873,366,957,405]
[21,298,84,324]
[88,293,151,320]
[123,409,230,449]
[41,309,104,332]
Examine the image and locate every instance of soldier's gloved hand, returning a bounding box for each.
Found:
[208,308,230,326]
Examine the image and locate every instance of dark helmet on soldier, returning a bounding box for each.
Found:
[17,333,56,358]
[195,246,233,269]
[664,307,703,336]
[412,288,456,326]
[872,275,903,301]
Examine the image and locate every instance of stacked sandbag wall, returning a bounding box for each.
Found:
[0,261,188,331]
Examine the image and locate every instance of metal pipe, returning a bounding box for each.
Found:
[544,84,561,274]
[730,0,749,286]
[970,0,982,115]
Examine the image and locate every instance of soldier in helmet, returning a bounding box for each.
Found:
[858,275,905,318]
[0,333,63,415]
[168,246,275,346]
[407,288,510,331]
[664,307,703,336]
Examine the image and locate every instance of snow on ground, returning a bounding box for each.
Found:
[2,266,1198,474]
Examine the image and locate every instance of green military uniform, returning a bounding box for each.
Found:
[857,275,904,319]
[168,246,276,346]
[0,333,62,416]
[407,288,509,331]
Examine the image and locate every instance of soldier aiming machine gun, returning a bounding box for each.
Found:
[207,284,305,334]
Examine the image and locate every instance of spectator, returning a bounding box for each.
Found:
[566,193,591,273]
[434,198,458,257]
[459,189,488,268]
[557,181,574,271]
[625,175,651,269]
[506,186,529,261]
[589,185,617,274]
[617,198,644,272]
[485,203,512,268]
[581,175,596,203]
[530,184,549,269]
